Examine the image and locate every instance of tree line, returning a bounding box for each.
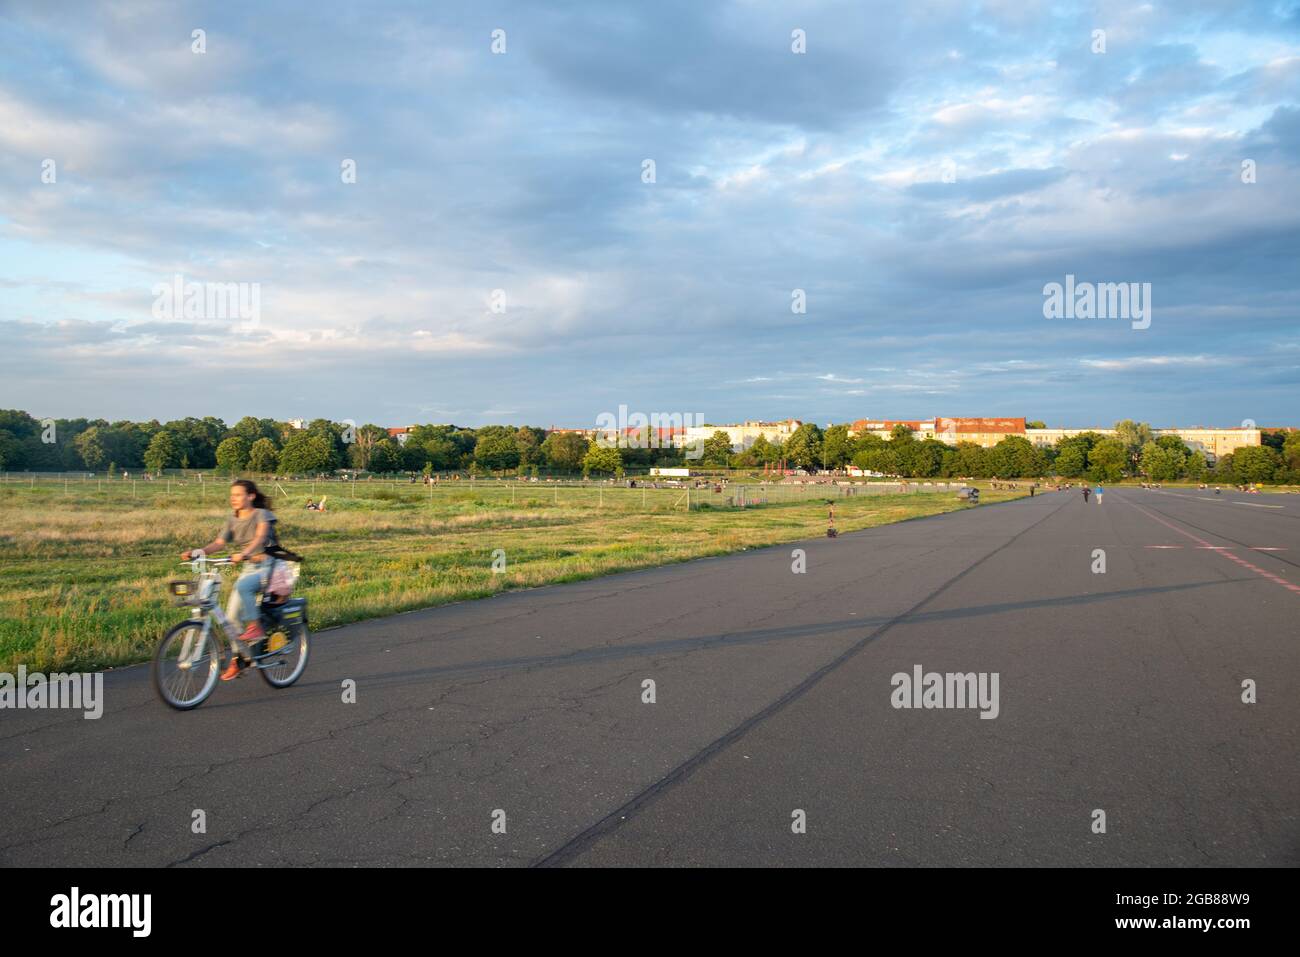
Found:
[0,411,684,477]
[1,410,1296,483]
[709,419,1297,484]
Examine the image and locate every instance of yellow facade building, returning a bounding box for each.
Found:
[1026,428,1260,461]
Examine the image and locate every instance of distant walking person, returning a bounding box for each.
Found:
[1095,484,1104,504]
[1082,487,1090,503]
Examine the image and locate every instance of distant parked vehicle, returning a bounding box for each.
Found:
[957,487,979,502]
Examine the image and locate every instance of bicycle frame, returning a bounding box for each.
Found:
[156,555,309,710]
[174,556,272,667]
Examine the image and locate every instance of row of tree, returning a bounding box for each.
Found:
[687,422,1054,477]
[1043,421,1300,485]
[0,411,689,476]
[686,419,1300,483]
[2,410,1297,482]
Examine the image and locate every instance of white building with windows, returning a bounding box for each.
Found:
[679,419,803,452]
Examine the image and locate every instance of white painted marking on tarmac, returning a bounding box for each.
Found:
[1148,489,1289,509]
[1127,501,1300,596]
[1148,544,1284,550]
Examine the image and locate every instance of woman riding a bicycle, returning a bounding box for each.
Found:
[182,479,280,680]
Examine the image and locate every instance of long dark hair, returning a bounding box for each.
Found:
[231,479,271,510]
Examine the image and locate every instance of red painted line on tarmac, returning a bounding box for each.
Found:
[1127,500,1300,596]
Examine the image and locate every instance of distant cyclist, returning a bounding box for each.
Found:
[181,479,280,680]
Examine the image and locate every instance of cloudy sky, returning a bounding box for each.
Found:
[1,0,1297,429]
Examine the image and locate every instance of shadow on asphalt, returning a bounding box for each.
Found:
[281,576,1243,695]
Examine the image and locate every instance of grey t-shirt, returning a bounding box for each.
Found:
[219,508,278,555]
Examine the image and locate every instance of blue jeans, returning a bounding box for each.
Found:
[226,561,272,627]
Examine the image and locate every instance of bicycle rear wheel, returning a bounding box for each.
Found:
[153,621,221,710]
[259,620,309,688]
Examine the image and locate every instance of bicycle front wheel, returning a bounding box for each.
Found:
[152,620,221,710]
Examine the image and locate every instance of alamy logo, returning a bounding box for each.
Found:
[151,273,261,328]
[50,887,151,937]
[594,405,707,459]
[1042,274,1151,330]
[0,667,103,719]
[891,665,1000,719]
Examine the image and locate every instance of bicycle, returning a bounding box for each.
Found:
[152,555,310,710]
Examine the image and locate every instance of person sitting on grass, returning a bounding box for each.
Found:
[181,479,280,681]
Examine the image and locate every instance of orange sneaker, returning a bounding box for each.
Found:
[239,622,265,642]
[220,656,244,681]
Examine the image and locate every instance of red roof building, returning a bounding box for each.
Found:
[935,417,1026,436]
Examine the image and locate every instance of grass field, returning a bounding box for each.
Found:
[0,476,1030,674]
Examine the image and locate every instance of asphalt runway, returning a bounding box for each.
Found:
[2,486,1297,867]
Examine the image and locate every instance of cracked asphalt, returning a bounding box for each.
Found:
[2,487,1297,866]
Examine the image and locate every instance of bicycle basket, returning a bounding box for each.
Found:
[168,579,201,606]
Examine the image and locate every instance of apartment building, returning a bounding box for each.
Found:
[935,417,1027,447]
[679,419,804,452]
[1161,428,1262,460]
[851,419,936,439]
[844,417,1261,460]
[1025,427,1260,461]
[849,417,1026,449]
